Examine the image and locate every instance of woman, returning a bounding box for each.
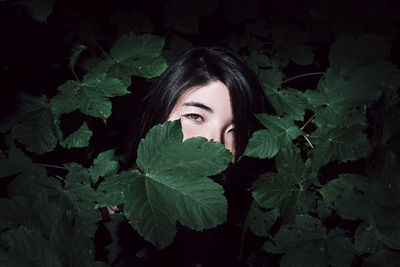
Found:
[114,47,272,266]
[124,46,270,166]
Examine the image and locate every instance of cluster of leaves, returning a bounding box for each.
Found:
[242,34,400,266]
[1,0,400,266]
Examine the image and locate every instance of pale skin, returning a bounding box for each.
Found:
[167,81,236,155]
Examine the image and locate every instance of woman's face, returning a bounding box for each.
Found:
[167,81,235,155]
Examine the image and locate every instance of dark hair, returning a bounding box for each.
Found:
[122,47,270,166]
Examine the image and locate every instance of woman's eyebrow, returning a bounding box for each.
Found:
[183,101,213,113]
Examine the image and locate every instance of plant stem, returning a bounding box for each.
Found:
[90,38,112,60]
[300,113,317,130]
[54,175,65,181]
[71,69,80,83]
[40,163,67,170]
[282,72,325,84]
[303,135,314,148]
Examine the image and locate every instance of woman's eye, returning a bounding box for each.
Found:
[185,114,203,121]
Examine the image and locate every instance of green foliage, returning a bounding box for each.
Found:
[243,114,302,159]
[252,148,316,223]
[1,1,400,265]
[264,215,354,267]
[18,0,54,22]
[97,121,231,248]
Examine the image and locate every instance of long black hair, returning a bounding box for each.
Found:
[121,47,270,167]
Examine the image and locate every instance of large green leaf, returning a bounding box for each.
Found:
[320,173,400,250]
[97,120,231,248]
[264,215,354,267]
[242,129,279,159]
[50,67,129,121]
[309,126,372,171]
[252,149,316,222]
[266,87,308,121]
[243,114,302,159]
[8,94,58,154]
[109,33,167,79]
[320,174,370,221]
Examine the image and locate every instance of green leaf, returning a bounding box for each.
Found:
[259,68,283,91]
[329,34,390,73]
[20,0,54,22]
[244,114,302,159]
[264,215,354,267]
[62,183,101,238]
[108,33,166,80]
[60,122,92,148]
[103,214,125,264]
[252,149,316,222]
[252,172,315,223]
[266,88,308,121]
[90,149,118,178]
[129,56,168,79]
[50,80,110,121]
[0,197,36,229]
[320,174,370,221]
[163,35,193,63]
[355,222,384,255]
[82,70,130,97]
[243,129,280,159]
[246,52,272,73]
[3,226,63,267]
[11,107,58,154]
[0,148,46,179]
[363,249,400,267]
[317,69,382,108]
[64,162,92,186]
[9,94,58,154]
[68,44,87,72]
[310,126,372,171]
[276,147,318,186]
[111,33,164,60]
[96,173,127,208]
[248,205,279,237]
[8,174,62,201]
[324,34,400,107]
[97,121,231,248]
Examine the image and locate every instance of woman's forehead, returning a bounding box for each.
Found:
[177,81,231,105]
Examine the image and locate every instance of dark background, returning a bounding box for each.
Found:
[1,0,399,266]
